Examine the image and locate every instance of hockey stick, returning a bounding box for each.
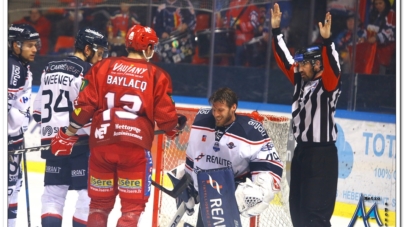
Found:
[22,151,31,227]
[8,130,165,155]
[168,201,186,227]
[151,172,192,198]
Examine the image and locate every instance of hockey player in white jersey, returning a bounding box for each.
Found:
[32,27,108,227]
[8,23,41,227]
[173,87,284,226]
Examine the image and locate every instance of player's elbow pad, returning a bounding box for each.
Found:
[33,114,41,123]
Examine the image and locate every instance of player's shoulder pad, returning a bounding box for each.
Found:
[193,108,215,129]
[231,115,268,141]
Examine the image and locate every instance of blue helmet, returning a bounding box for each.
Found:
[75,27,108,51]
[8,24,41,49]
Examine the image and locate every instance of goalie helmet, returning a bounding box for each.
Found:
[125,25,158,51]
[8,24,41,49]
[75,27,108,51]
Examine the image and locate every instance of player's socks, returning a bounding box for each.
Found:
[117,211,140,227]
[87,209,109,227]
[73,216,87,227]
[41,214,62,227]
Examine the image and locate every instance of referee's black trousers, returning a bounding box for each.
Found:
[289,143,338,227]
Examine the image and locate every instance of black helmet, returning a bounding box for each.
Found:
[75,27,108,51]
[294,45,322,63]
[8,24,41,49]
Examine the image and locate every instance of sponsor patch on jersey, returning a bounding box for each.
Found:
[198,108,210,115]
[42,126,53,136]
[247,119,267,137]
[202,135,207,141]
[90,176,113,188]
[118,178,142,189]
[10,65,21,86]
[80,79,89,91]
[226,142,236,149]
[195,153,205,162]
[71,169,86,177]
[46,166,61,173]
[74,108,82,116]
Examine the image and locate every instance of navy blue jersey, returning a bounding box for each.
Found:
[8,53,32,138]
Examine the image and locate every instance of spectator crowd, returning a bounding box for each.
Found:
[10,0,395,74]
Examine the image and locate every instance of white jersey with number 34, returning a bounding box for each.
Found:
[33,56,92,143]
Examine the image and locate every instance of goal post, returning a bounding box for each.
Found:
[152,107,294,227]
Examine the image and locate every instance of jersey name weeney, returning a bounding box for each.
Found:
[33,56,92,143]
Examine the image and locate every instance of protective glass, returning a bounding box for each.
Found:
[153,40,160,53]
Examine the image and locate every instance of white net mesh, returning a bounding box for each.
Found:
[154,108,294,227]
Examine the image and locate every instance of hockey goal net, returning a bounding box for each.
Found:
[152,107,294,227]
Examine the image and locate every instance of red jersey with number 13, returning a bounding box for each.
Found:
[71,57,178,150]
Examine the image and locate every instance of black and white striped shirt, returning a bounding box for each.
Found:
[272,28,341,144]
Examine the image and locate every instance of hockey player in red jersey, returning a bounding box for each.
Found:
[50,24,186,227]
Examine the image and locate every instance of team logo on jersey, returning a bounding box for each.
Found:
[213,141,220,152]
[195,153,205,161]
[260,141,273,151]
[80,79,88,91]
[226,142,236,149]
[19,96,29,104]
[74,108,82,116]
[202,135,207,142]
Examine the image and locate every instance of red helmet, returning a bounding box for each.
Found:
[125,25,158,51]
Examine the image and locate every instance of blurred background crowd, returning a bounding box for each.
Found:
[8,0,397,114]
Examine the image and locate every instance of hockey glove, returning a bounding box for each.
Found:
[165,113,187,140]
[235,173,276,217]
[51,127,79,156]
